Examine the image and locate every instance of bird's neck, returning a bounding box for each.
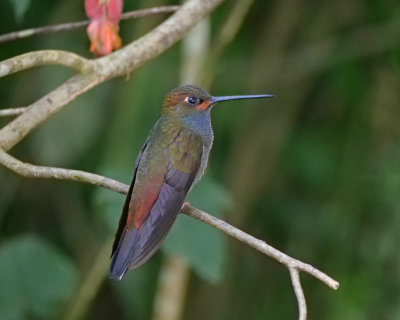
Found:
[181,111,213,138]
[159,111,213,142]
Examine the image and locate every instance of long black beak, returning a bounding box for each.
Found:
[210,94,275,105]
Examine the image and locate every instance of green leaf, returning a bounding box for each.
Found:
[7,0,31,23]
[163,176,232,283]
[0,235,78,320]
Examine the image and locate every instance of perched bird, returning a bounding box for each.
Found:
[110,85,274,280]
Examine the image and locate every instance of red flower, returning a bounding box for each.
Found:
[85,0,123,56]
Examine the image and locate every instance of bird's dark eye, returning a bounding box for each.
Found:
[186,96,199,105]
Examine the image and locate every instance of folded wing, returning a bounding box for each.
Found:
[110,137,202,280]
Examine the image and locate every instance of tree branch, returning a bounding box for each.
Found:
[0,0,223,152]
[0,149,127,194]
[0,107,27,117]
[0,50,91,77]
[180,204,339,290]
[0,6,180,44]
[0,147,339,320]
[0,72,103,151]
[289,268,307,320]
[120,6,179,19]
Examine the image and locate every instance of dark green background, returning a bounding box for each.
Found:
[1,0,400,319]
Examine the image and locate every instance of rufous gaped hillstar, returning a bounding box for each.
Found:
[110,85,275,280]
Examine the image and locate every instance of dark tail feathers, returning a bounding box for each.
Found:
[109,229,138,280]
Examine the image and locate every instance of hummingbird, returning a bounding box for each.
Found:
[110,85,274,280]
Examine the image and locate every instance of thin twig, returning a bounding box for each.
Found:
[0,50,91,78]
[289,268,307,320]
[0,107,27,117]
[0,147,340,291]
[121,6,179,20]
[180,204,339,290]
[0,149,128,194]
[0,6,180,44]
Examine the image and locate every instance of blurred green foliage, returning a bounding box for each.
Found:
[7,0,31,23]
[1,0,400,319]
[0,235,77,319]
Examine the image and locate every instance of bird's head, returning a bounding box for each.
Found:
[162,84,275,116]
[162,85,212,116]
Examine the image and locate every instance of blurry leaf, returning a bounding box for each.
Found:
[163,214,226,283]
[0,235,78,320]
[186,176,232,215]
[7,0,30,23]
[163,176,232,283]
